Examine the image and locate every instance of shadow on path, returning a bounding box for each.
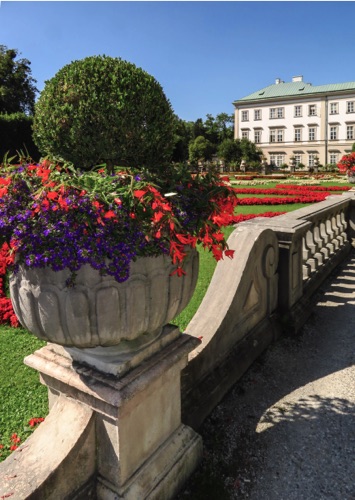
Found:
[177,253,355,499]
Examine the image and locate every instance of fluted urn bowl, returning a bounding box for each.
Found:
[9,250,199,350]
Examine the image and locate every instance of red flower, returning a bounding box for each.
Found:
[133,189,147,199]
[28,417,45,427]
[170,267,186,277]
[46,191,59,200]
[104,210,116,219]
[225,249,235,258]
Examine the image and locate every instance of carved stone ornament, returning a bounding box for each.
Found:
[9,250,199,350]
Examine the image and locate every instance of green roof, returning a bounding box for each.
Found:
[234,80,355,104]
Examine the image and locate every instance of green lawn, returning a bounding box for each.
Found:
[0,178,352,461]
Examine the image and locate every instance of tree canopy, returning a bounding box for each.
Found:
[0,45,38,115]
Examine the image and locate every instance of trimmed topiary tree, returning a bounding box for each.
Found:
[33,55,176,171]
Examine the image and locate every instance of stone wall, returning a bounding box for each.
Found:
[182,190,355,429]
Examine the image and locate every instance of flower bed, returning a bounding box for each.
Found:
[275,184,351,192]
[0,243,19,327]
[236,194,328,205]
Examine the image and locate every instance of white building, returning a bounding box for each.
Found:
[233,76,355,168]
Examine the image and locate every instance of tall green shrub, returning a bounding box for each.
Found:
[33,55,176,171]
[0,113,40,160]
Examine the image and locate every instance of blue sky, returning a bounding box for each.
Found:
[1,1,355,122]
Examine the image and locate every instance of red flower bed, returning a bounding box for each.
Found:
[230,212,285,224]
[0,243,19,327]
[275,184,351,192]
[236,193,328,205]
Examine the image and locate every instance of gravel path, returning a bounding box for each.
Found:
[177,253,355,500]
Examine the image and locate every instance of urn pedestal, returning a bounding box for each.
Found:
[6,251,203,499]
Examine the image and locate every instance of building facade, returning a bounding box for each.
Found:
[233,76,355,168]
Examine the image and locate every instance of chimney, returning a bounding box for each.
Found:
[275,78,281,84]
[292,75,303,82]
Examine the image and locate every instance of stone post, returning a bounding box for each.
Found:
[0,328,202,499]
[261,158,268,175]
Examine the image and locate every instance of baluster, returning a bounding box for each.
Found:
[339,210,348,246]
[319,220,330,261]
[325,218,335,256]
[335,212,346,248]
[312,223,324,267]
[302,236,312,280]
[330,214,340,252]
[305,229,317,273]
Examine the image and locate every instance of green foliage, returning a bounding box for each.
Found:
[33,55,176,172]
[324,163,337,172]
[0,45,38,115]
[240,138,262,163]
[172,116,193,163]
[0,327,47,462]
[204,113,234,144]
[217,138,262,167]
[171,113,234,163]
[352,142,355,152]
[188,135,215,164]
[0,112,40,160]
[217,138,242,164]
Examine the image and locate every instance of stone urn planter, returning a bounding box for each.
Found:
[10,250,199,352]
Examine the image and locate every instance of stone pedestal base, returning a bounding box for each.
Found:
[20,331,202,499]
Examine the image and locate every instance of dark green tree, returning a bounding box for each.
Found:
[0,45,38,115]
[217,138,243,164]
[215,113,234,141]
[188,135,215,164]
[240,138,262,163]
[172,116,194,163]
[192,118,206,139]
[217,138,262,167]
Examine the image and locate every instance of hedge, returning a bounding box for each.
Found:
[0,113,40,162]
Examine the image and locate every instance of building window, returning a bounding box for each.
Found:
[294,128,302,142]
[347,125,354,140]
[270,129,283,142]
[308,154,316,167]
[294,154,302,166]
[329,153,338,164]
[254,130,261,143]
[330,126,338,140]
[254,109,262,120]
[241,129,249,139]
[241,111,249,121]
[308,105,316,116]
[270,107,284,119]
[347,101,355,113]
[294,105,302,117]
[269,154,285,167]
[330,102,338,115]
[309,127,316,141]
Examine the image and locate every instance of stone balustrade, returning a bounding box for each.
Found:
[182,190,355,428]
[1,189,355,499]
